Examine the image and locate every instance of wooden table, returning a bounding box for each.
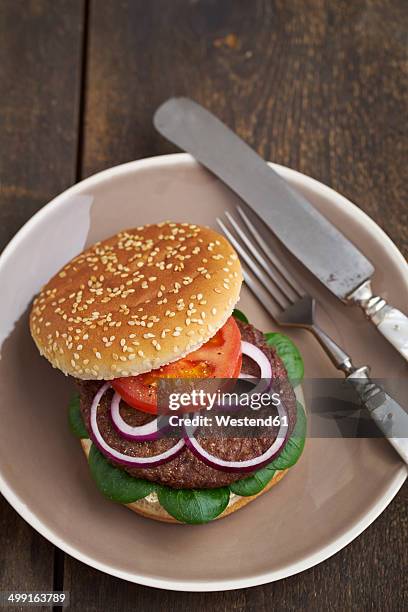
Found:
[1,1,406,609]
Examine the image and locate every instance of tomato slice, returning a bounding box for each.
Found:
[111,316,242,414]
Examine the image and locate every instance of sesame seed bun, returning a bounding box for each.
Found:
[30,222,242,380]
[80,438,288,523]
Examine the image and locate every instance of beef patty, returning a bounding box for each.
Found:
[77,320,297,488]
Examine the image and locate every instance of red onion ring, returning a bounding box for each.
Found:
[90,383,185,467]
[90,340,276,470]
[183,340,287,472]
[183,399,288,473]
[236,341,272,397]
[110,391,170,441]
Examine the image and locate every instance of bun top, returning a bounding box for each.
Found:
[30,222,242,380]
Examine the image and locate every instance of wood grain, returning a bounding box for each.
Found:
[0,0,84,606]
[82,0,407,256]
[0,497,53,612]
[0,0,85,251]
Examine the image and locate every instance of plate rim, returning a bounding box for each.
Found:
[0,153,406,591]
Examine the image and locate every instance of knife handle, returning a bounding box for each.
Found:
[346,367,408,464]
[349,280,408,362]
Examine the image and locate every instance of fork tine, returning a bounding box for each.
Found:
[241,268,282,320]
[236,205,305,297]
[225,211,299,303]
[216,217,288,310]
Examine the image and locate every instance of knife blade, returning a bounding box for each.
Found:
[154,97,373,299]
[153,97,408,361]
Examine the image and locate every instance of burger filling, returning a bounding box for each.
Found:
[109,316,242,415]
[76,318,298,489]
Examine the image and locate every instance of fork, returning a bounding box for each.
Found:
[217,206,408,464]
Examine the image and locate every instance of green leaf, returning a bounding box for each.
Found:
[230,401,306,495]
[230,465,276,497]
[88,445,156,503]
[264,332,304,385]
[68,394,89,439]
[158,486,230,524]
[232,308,249,323]
[269,401,307,470]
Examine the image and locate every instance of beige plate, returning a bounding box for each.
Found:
[0,154,406,591]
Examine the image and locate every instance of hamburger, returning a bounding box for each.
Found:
[29,221,306,524]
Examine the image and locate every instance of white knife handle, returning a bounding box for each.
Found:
[347,367,408,464]
[349,280,408,362]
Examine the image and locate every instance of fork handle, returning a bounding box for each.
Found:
[346,367,408,465]
[311,326,408,464]
[311,325,353,372]
[348,280,408,362]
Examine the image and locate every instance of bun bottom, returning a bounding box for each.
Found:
[80,439,288,523]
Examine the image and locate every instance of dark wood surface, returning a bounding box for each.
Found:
[0,2,84,610]
[0,1,406,610]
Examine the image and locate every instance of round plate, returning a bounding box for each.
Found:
[0,154,406,591]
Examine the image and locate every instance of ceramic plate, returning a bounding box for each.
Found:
[0,154,406,591]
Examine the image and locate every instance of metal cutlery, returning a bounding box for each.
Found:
[154,97,408,362]
[217,207,408,464]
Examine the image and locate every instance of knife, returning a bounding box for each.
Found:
[154,97,408,362]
